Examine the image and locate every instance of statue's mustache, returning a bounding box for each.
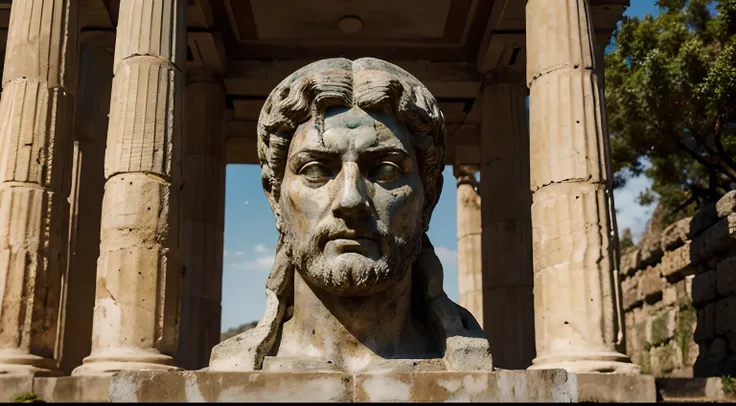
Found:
[307,221,393,253]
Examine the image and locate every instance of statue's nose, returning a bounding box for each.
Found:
[331,162,370,219]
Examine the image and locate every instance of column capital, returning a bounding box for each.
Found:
[453,165,479,189]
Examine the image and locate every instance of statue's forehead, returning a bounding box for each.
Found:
[290,107,412,155]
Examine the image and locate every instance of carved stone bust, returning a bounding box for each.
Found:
[209,58,492,373]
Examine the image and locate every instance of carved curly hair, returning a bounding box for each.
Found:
[209,58,492,372]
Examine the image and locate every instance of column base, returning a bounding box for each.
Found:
[0,350,61,376]
[529,351,640,374]
[72,349,179,376]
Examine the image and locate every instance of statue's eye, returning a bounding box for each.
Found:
[298,162,333,182]
[369,162,402,183]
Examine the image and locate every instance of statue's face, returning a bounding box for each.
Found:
[280,106,425,296]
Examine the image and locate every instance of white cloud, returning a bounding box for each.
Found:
[223,250,229,256]
[233,255,275,272]
[614,173,655,244]
[233,251,245,257]
[244,201,250,205]
[433,246,458,271]
[254,244,268,253]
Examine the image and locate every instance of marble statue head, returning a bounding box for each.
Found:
[209,58,492,373]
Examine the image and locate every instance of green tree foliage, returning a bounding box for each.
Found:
[606,0,736,226]
[620,227,635,250]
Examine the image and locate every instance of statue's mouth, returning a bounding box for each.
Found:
[324,230,380,256]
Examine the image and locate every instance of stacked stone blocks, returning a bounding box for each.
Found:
[621,191,736,377]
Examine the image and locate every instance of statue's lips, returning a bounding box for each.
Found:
[324,231,380,255]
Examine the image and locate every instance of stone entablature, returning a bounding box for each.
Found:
[621,191,736,377]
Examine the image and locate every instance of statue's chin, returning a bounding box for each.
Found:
[298,254,407,297]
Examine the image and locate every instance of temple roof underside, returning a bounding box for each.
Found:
[0,0,628,166]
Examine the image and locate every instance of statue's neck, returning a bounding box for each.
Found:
[277,268,426,372]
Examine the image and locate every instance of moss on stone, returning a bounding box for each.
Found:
[651,313,669,345]
[675,302,697,365]
[641,349,652,375]
[723,376,736,397]
[13,393,45,403]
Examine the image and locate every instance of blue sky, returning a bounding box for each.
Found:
[219,1,661,332]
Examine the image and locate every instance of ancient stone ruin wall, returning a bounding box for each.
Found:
[621,191,736,377]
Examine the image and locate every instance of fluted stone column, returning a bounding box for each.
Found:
[480,79,535,370]
[0,0,79,375]
[58,31,115,375]
[455,165,483,327]
[526,0,636,373]
[72,0,187,375]
[177,72,226,370]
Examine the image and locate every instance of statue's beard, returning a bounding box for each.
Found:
[283,220,424,296]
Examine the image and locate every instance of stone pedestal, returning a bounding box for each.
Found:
[0,0,80,375]
[525,0,636,373]
[178,73,227,370]
[480,81,535,370]
[59,31,115,376]
[109,370,577,402]
[455,165,483,326]
[73,0,187,376]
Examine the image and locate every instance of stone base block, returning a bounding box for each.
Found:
[0,376,34,402]
[109,370,576,402]
[656,377,736,402]
[34,376,111,402]
[575,373,656,403]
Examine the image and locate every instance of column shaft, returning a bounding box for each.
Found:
[57,31,115,375]
[526,0,636,373]
[178,74,226,370]
[455,166,483,327]
[480,81,536,369]
[73,0,187,375]
[0,0,79,375]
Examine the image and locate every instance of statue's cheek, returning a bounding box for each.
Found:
[377,183,424,222]
[283,180,332,227]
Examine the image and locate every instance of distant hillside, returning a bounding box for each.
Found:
[220,321,258,342]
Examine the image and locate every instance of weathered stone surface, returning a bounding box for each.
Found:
[693,214,736,261]
[716,257,736,296]
[525,0,635,373]
[179,74,227,371]
[715,296,736,336]
[210,58,490,373]
[650,308,677,346]
[575,373,656,403]
[656,377,736,402]
[716,190,736,218]
[694,303,715,343]
[692,270,718,307]
[455,165,483,328]
[111,371,354,402]
[661,217,691,251]
[480,83,535,370]
[622,274,641,310]
[0,0,80,374]
[651,339,682,376]
[659,242,696,280]
[109,370,578,402]
[0,376,33,401]
[640,266,663,301]
[33,376,110,403]
[73,0,187,375]
[355,370,574,402]
[688,202,719,238]
[621,248,641,277]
